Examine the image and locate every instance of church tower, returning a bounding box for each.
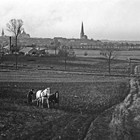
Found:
[80,22,87,39]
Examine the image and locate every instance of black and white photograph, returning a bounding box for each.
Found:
[0,0,140,139]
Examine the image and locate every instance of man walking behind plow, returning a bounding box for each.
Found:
[27,89,34,105]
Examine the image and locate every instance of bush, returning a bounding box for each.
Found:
[58,49,68,57]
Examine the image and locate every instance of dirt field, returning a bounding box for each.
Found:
[0,69,126,82]
[0,70,129,140]
[74,49,140,60]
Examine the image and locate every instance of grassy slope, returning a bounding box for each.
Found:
[84,106,115,140]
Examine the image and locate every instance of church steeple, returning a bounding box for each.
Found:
[80,22,84,39]
[80,22,88,39]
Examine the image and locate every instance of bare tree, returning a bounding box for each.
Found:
[58,45,68,70]
[100,43,118,74]
[7,19,23,69]
[0,44,3,64]
[53,38,60,55]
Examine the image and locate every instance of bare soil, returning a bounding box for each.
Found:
[0,78,129,140]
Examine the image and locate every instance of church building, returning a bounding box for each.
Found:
[19,30,30,38]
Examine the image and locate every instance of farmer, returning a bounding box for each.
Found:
[27,89,34,104]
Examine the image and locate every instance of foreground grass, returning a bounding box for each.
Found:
[0,80,129,139]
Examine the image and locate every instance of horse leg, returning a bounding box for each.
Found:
[41,98,44,108]
[38,97,41,108]
[37,99,39,107]
[39,98,41,107]
[52,101,55,108]
[56,99,59,109]
[46,98,50,109]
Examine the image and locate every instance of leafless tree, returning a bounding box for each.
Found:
[7,19,23,69]
[100,43,118,74]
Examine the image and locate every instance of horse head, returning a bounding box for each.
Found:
[55,91,59,98]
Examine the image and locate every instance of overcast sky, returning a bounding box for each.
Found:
[0,0,140,40]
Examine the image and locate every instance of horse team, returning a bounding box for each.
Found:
[27,88,59,109]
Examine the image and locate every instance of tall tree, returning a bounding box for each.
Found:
[58,45,68,70]
[7,19,23,69]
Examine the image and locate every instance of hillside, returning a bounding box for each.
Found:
[85,77,140,140]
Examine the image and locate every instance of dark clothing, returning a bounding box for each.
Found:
[27,90,34,104]
[48,92,59,105]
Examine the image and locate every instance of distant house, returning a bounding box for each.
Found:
[3,45,10,54]
[19,30,30,38]
[19,47,38,55]
[36,46,47,56]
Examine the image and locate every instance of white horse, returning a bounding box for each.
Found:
[134,65,140,75]
[36,87,51,108]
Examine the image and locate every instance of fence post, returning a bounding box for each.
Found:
[128,58,131,77]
